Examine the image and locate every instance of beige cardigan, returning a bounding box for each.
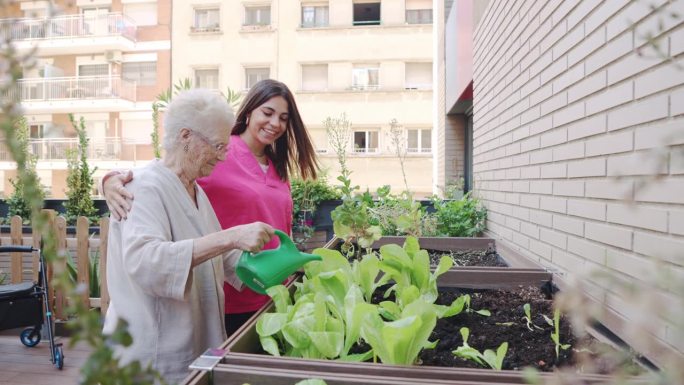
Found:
[103,160,242,384]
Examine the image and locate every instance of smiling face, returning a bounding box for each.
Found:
[245,96,289,148]
[193,125,230,178]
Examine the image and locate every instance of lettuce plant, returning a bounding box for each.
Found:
[361,299,438,365]
[452,327,508,370]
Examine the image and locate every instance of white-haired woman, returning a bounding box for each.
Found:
[103,89,274,384]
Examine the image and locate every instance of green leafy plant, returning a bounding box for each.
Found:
[291,175,340,249]
[368,187,437,237]
[462,294,491,317]
[325,113,382,257]
[452,327,508,370]
[64,114,99,225]
[5,116,44,224]
[544,308,570,359]
[1,8,164,384]
[523,303,542,331]
[361,298,438,365]
[0,270,7,285]
[64,249,100,298]
[431,193,487,237]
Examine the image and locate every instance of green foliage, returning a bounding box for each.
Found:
[65,249,100,298]
[545,308,570,358]
[452,327,508,370]
[0,270,7,285]
[291,176,341,220]
[151,103,161,158]
[431,193,487,237]
[63,114,98,225]
[325,113,382,257]
[523,303,543,331]
[1,14,164,384]
[5,117,44,224]
[367,187,437,237]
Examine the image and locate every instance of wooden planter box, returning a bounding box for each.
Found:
[327,235,546,271]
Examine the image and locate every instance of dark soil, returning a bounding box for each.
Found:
[426,248,507,267]
[333,241,508,268]
[361,284,640,373]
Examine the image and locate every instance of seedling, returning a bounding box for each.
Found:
[546,308,571,358]
[464,294,491,317]
[452,327,508,370]
[522,303,543,331]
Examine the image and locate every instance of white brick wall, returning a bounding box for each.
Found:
[473,0,684,357]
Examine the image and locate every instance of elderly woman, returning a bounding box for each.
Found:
[102,88,274,384]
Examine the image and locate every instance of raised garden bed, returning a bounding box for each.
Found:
[327,236,545,271]
[180,268,651,385]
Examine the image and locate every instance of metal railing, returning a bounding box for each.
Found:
[8,76,137,102]
[0,12,137,41]
[0,138,150,162]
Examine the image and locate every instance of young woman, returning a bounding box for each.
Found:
[103,79,319,336]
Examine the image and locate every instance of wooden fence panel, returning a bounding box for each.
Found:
[76,216,90,308]
[54,215,67,320]
[99,217,109,315]
[10,216,22,283]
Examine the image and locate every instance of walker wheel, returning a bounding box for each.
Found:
[54,346,64,370]
[20,327,41,347]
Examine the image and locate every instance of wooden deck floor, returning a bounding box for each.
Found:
[0,331,91,385]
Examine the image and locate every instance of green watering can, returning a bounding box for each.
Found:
[236,230,321,294]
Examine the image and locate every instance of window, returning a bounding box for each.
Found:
[78,64,109,77]
[123,2,157,26]
[29,124,45,139]
[82,7,110,35]
[194,7,220,31]
[353,130,378,153]
[353,1,380,26]
[405,0,432,24]
[301,5,329,27]
[244,6,271,26]
[352,65,379,90]
[407,128,431,153]
[245,67,270,89]
[405,62,432,90]
[301,64,328,91]
[195,68,219,89]
[122,62,157,86]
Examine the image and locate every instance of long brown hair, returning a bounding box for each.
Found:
[232,79,319,181]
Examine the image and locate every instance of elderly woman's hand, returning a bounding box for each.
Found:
[103,170,135,220]
[229,222,275,254]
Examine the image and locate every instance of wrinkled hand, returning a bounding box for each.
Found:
[104,170,134,220]
[231,222,275,254]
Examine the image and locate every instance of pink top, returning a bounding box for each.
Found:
[198,135,293,313]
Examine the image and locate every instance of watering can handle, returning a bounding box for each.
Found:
[242,230,297,257]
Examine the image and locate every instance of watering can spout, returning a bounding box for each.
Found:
[235,230,322,294]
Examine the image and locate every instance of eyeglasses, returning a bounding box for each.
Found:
[191,130,227,153]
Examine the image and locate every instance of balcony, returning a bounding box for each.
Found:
[0,138,151,163]
[0,13,137,55]
[6,76,137,113]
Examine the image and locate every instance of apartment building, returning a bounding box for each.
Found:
[172,0,434,195]
[0,0,170,198]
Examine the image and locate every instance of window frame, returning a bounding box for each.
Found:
[301,4,329,28]
[121,61,157,86]
[193,6,221,32]
[405,9,433,24]
[244,5,271,26]
[406,128,432,154]
[352,1,381,26]
[244,67,270,90]
[351,65,380,91]
[194,67,220,90]
[352,129,380,154]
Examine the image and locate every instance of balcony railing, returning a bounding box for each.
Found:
[0,138,150,162]
[7,76,137,103]
[0,12,136,41]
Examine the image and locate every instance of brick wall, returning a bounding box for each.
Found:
[473,0,683,356]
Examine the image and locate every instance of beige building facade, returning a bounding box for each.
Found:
[473,0,684,362]
[0,0,171,198]
[172,0,435,196]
